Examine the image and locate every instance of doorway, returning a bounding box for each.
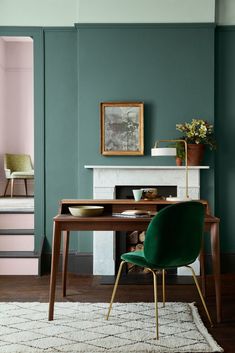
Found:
[0,36,34,202]
[0,29,44,261]
[0,35,38,274]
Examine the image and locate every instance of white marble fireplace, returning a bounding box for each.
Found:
[85,165,209,276]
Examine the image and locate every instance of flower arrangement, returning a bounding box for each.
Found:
[176,119,216,150]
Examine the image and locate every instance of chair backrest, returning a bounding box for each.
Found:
[143,201,205,268]
[4,154,33,172]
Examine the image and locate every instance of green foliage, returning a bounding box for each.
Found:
[169,142,185,160]
[176,119,216,150]
[176,142,185,160]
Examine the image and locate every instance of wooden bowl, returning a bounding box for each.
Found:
[69,206,104,217]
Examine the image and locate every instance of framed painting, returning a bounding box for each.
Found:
[100,102,144,155]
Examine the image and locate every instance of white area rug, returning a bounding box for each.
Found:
[0,302,223,353]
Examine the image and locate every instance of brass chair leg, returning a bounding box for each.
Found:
[148,268,159,340]
[3,180,9,196]
[185,265,213,327]
[162,269,166,307]
[106,261,125,320]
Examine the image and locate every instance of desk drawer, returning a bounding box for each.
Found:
[112,204,156,213]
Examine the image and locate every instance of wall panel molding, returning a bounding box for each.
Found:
[76,23,216,30]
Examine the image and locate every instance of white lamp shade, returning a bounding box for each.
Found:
[151,147,177,156]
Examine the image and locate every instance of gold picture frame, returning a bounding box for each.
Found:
[100,102,144,156]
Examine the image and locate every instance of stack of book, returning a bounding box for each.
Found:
[112,210,154,218]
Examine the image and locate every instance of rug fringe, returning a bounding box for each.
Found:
[189,302,224,352]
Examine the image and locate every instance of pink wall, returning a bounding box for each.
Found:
[0,38,34,195]
[0,38,6,183]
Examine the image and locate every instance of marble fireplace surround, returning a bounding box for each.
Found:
[85,165,209,276]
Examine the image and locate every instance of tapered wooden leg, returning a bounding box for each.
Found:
[10,179,14,197]
[3,180,9,196]
[62,231,70,297]
[24,179,28,196]
[48,221,61,321]
[200,235,206,297]
[211,222,221,323]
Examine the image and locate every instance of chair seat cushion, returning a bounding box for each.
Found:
[10,171,34,179]
[121,250,159,269]
[121,250,192,269]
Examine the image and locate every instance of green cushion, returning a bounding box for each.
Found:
[121,250,150,268]
[121,250,195,269]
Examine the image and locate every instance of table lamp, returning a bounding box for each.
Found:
[151,139,191,201]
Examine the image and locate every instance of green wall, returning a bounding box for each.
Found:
[78,24,215,178]
[0,24,218,258]
[41,23,235,264]
[77,24,215,251]
[44,28,78,251]
[216,27,235,253]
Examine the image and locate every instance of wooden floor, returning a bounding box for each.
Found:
[0,273,235,352]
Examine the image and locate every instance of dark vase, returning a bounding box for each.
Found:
[187,144,205,166]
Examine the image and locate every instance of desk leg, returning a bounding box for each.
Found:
[62,231,70,297]
[211,222,221,323]
[48,222,61,321]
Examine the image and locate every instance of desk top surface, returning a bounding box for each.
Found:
[54,199,219,232]
[59,199,210,216]
[54,213,219,223]
[60,199,208,205]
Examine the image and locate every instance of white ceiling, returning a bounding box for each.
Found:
[0,0,214,26]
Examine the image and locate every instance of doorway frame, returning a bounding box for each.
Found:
[0,27,45,251]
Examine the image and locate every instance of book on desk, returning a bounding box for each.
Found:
[112,209,156,218]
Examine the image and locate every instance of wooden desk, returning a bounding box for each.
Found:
[48,199,221,323]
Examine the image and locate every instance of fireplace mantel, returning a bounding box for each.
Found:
[85,165,209,200]
[85,165,209,169]
[84,165,209,276]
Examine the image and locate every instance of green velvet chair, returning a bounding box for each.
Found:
[3,153,34,197]
[106,201,213,339]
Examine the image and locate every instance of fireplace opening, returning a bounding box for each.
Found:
[115,185,177,283]
[115,185,177,200]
